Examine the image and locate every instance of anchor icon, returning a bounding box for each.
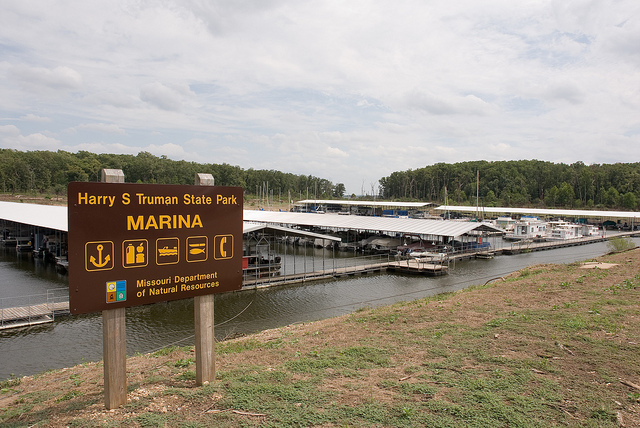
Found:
[90,244,111,268]
[85,241,114,271]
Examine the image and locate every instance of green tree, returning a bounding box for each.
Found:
[604,187,620,208]
[557,182,575,207]
[622,192,637,210]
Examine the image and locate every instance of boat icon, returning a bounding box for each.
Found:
[158,246,178,256]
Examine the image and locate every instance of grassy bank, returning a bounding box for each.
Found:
[2,249,640,427]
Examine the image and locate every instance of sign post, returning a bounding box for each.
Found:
[194,173,215,385]
[67,174,242,408]
[101,169,126,409]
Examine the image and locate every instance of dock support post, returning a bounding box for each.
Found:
[194,173,215,385]
[101,168,127,409]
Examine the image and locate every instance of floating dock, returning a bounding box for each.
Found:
[387,259,448,276]
[0,288,69,331]
[0,301,69,330]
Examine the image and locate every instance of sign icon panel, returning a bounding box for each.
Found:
[156,237,179,265]
[85,241,114,272]
[186,236,208,262]
[214,235,234,260]
[123,239,148,268]
[106,280,126,303]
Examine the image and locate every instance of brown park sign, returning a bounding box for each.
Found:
[68,182,243,314]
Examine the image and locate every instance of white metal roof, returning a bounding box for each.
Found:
[243,223,341,241]
[436,205,640,220]
[244,210,503,238]
[0,202,341,240]
[0,201,69,232]
[297,199,435,208]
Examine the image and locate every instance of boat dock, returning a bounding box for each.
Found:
[2,231,638,330]
[387,258,448,275]
[242,254,393,288]
[0,288,70,330]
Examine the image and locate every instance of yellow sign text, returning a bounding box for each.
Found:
[127,214,203,231]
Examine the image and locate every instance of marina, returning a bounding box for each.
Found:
[2,198,640,381]
[1,230,636,332]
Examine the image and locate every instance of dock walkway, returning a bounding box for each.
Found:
[242,255,392,288]
[0,288,69,330]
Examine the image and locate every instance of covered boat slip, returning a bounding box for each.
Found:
[436,205,640,227]
[295,199,437,217]
[243,209,504,246]
[0,201,68,261]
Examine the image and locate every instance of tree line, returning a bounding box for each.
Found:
[379,160,640,210]
[0,149,346,199]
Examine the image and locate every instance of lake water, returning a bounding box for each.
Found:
[0,239,630,381]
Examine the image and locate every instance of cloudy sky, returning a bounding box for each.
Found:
[1,1,639,194]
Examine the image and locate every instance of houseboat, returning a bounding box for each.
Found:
[504,217,547,241]
[546,220,583,241]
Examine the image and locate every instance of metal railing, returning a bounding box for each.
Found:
[241,253,391,288]
[0,287,68,328]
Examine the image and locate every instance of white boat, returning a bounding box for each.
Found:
[546,221,583,241]
[504,217,547,241]
[581,224,601,237]
[495,216,516,233]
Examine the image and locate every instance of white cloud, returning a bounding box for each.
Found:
[1,130,62,150]
[0,125,21,137]
[140,82,185,111]
[20,114,51,122]
[8,65,82,93]
[0,0,639,193]
[72,123,127,135]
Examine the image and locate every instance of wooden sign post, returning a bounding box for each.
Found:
[101,169,127,409]
[194,173,215,385]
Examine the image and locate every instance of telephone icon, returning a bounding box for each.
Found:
[214,235,233,260]
[219,237,227,258]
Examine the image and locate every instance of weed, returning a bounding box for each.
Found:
[485,318,508,328]
[399,382,437,396]
[152,345,190,357]
[590,408,616,421]
[56,390,82,402]
[607,236,635,252]
[174,358,194,368]
[285,346,389,374]
[217,338,283,354]
[0,376,21,389]
[607,276,640,291]
[69,374,83,387]
[563,316,588,330]
[177,370,196,381]
[132,412,170,427]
